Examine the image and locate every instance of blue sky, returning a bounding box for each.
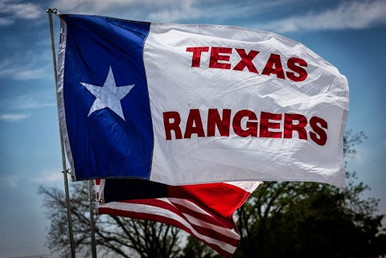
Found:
[0,0,385,256]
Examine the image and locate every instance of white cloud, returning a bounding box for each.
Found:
[146,0,200,22]
[51,0,180,14]
[1,175,21,188]
[0,63,51,80]
[4,3,41,19]
[29,169,63,183]
[0,17,13,25]
[0,169,63,188]
[0,92,56,116]
[50,0,275,23]
[0,113,31,122]
[10,93,56,110]
[257,0,386,33]
[0,51,52,81]
[0,0,41,25]
[50,0,232,22]
[50,0,386,30]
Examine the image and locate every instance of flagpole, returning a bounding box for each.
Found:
[88,181,97,258]
[47,8,76,258]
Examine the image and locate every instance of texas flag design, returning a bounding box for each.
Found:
[57,14,348,187]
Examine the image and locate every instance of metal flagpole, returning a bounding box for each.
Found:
[47,8,76,258]
[88,181,97,258]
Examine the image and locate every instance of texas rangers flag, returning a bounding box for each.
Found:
[57,14,349,187]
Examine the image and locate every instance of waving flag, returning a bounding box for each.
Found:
[95,179,261,257]
[58,14,349,187]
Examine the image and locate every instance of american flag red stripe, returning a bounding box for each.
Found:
[95,180,261,257]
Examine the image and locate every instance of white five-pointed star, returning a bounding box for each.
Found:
[81,66,134,121]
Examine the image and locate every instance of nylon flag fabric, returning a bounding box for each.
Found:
[95,179,261,257]
[58,14,349,187]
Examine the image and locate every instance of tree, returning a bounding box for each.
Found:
[180,235,221,258]
[234,131,385,258]
[39,181,182,258]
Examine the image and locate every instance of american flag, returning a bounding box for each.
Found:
[95,179,261,257]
